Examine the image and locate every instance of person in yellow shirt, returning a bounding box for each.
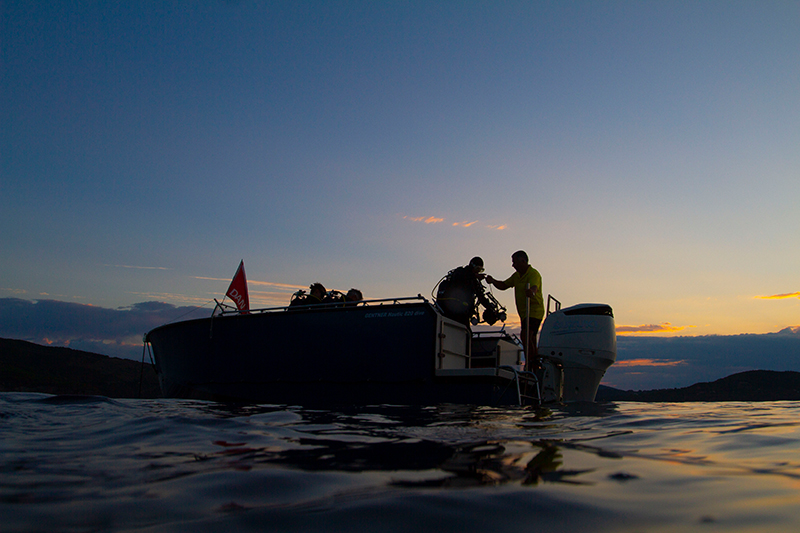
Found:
[485,250,543,371]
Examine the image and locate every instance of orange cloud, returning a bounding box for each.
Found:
[402,215,507,230]
[193,277,303,291]
[128,291,219,305]
[616,323,691,334]
[614,359,688,368]
[403,215,444,224]
[247,292,298,307]
[757,292,800,300]
[247,280,305,290]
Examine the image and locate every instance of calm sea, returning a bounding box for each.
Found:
[3,394,800,532]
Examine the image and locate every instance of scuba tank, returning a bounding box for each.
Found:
[436,271,476,323]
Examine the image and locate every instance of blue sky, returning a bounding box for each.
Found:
[2,1,799,390]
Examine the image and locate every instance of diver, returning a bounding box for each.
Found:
[291,284,362,306]
[322,287,362,305]
[435,257,506,327]
[345,288,363,304]
[289,282,327,306]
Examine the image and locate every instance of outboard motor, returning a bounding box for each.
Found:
[538,303,616,402]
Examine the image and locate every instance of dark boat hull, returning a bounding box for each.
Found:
[146,301,529,406]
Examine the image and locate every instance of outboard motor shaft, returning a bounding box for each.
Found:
[538,303,616,402]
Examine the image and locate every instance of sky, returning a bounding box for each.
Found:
[2,1,799,391]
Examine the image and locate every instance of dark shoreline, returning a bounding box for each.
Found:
[3,337,800,402]
[596,370,800,402]
[1,337,161,399]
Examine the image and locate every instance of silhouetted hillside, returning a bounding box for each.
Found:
[0,338,161,398]
[596,370,800,402]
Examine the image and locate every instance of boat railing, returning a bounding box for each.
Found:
[215,294,430,316]
[546,294,561,316]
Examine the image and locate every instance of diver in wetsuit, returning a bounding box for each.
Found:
[436,257,499,327]
[290,282,327,306]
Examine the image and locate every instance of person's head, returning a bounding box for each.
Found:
[346,288,363,302]
[309,283,326,300]
[511,250,529,273]
[468,256,484,274]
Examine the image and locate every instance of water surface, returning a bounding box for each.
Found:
[3,394,800,532]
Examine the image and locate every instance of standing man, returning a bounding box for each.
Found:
[485,250,543,371]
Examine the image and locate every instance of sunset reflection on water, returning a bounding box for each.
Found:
[3,396,800,532]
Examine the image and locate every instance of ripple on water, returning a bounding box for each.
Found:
[3,394,800,532]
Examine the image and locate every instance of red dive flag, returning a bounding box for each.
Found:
[225,260,250,312]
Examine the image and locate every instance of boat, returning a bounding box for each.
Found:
[144,293,616,406]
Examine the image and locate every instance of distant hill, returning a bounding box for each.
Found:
[0,338,161,398]
[596,370,800,402]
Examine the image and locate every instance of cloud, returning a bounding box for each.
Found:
[193,276,304,291]
[103,264,169,270]
[191,277,305,307]
[757,292,800,300]
[616,323,693,334]
[403,215,444,224]
[613,359,689,368]
[402,215,506,230]
[126,291,217,306]
[248,280,306,290]
[0,287,27,295]
[604,329,800,391]
[247,290,302,307]
[0,298,209,359]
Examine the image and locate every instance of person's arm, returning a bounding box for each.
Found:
[485,275,510,290]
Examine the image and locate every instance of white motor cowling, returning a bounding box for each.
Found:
[538,303,616,402]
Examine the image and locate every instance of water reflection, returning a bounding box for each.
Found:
[199,434,599,487]
[432,440,593,487]
[183,401,615,488]
[8,395,800,532]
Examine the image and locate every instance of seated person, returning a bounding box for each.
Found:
[308,283,326,303]
[289,282,327,306]
[345,288,363,303]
